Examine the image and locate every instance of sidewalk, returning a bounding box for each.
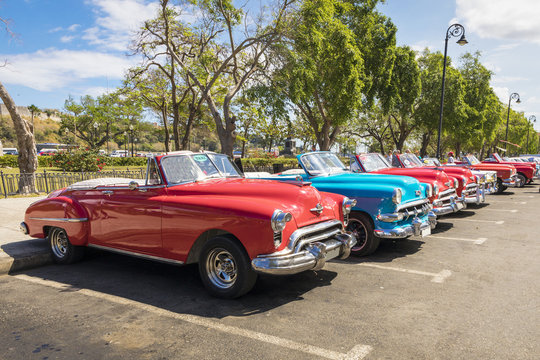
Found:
[0,196,52,275]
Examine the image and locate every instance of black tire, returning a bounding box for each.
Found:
[516,173,527,188]
[496,178,507,194]
[346,212,379,256]
[198,236,257,299]
[48,227,85,264]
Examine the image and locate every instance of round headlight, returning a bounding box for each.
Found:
[461,176,467,185]
[271,209,292,233]
[434,184,439,194]
[392,188,402,204]
[453,178,459,188]
[342,197,356,215]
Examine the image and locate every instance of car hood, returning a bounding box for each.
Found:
[372,167,451,188]
[166,178,339,228]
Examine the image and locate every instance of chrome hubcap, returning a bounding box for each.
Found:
[347,219,367,252]
[206,248,237,289]
[51,229,68,258]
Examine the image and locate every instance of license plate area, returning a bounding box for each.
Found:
[421,227,431,237]
[325,246,341,260]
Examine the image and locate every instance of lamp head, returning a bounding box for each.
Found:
[516,98,521,104]
[456,34,468,46]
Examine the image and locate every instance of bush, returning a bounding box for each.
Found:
[0,155,19,168]
[52,150,111,172]
[108,157,147,166]
[240,157,298,167]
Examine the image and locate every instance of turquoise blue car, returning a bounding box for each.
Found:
[246,152,436,255]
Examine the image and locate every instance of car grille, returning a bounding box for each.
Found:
[397,199,431,220]
[288,220,343,253]
[438,188,458,206]
[462,183,478,197]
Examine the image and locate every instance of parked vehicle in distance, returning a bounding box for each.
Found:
[422,157,497,197]
[21,151,356,298]
[454,155,518,193]
[38,148,58,156]
[2,147,18,155]
[110,150,129,157]
[482,153,537,187]
[246,152,436,256]
[351,153,465,215]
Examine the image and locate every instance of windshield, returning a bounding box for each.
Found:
[357,153,390,172]
[400,154,423,168]
[207,153,242,177]
[300,152,348,176]
[422,158,441,166]
[464,155,480,165]
[493,153,503,162]
[161,153,241,185]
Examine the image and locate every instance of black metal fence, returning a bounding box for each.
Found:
[0,169,145,198]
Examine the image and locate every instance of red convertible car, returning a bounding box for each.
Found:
[351,153,465,215]
[482,153,537,187]
[21,151,356,298]
[454,155,518,193]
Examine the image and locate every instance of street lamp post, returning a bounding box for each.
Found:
[527,115,536,154]
[129,124,134,157]
[505,93,521,153]
[436,23,468,160]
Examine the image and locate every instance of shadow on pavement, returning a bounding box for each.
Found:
[431,221,454,234]
[443,210,476,219]
[494,191,515,196]
[339,237,424,265]
[14,248,337,319]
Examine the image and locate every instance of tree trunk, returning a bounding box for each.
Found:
[419,131,431,158]
[480,142,485,161]
[0,81,38,193]
[161,106,170,153]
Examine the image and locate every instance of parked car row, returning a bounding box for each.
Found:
[20,150,538,299]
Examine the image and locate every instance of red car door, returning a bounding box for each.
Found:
[93,185,164,256]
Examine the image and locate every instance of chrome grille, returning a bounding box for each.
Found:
[397,199,430,220]
[462,183,478,196]
[438,188,457,206]
[288,220,343,253]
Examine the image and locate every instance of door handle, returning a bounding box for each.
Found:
[102,190,114,196]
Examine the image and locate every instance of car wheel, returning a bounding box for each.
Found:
[199,236,257,299]
[516,173,527,188]
[496,179,507,194]
[48,227,85,264]
[346,212,379,256]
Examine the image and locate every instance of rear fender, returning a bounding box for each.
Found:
[25,196,89,246]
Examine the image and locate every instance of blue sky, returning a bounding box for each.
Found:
[1,0,540,132]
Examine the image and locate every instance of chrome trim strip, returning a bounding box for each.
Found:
[287,219,343,251]
[95,185,166,191]
[29,217,88,223]
[395,198,429,211]
[88,244,184,265]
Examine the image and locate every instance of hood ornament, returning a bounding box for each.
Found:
[310,203,324,215]
[415,190,421,196]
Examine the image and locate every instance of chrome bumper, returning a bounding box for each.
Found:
[484,182,497,195]
[251,233,356,275]
[503,175,519,187]
[374,213,435,239]
[432,196,465,216]
[463,185,485,204]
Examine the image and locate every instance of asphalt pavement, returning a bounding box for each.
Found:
[0,186,539,359]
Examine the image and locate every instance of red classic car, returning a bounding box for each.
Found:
[351,153,465,216]
[21,151,356,298]
[454,155,518,193]
[482,153,537,186]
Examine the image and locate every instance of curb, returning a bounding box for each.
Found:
[0,251,53,275]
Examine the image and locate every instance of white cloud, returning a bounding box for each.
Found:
[67,24,81,32]
[492,86,509,103]
[410,41,436,54]
[83,86,110,97]
[456,0,540,44]
[0,48,135,91]
[82,0,160,51]
[60,35,75,43]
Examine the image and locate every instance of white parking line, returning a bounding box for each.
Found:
[13,274,372,360]
[486,201,526,204]
[430,235,487,245]
[481,209,518,213]
[357,263,452,283]
[449,218,504,224]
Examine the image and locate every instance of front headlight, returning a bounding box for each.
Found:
[453,178,459,188]
[434,184,439,195]
[461,176,467,185]
[392,188,402,204]
[271,209,292,233]
[425,183,433,198]
[342,197,356,215]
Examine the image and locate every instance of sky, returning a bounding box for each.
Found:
[1,0,540,132]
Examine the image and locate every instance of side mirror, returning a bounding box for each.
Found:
[128,181,139,190]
